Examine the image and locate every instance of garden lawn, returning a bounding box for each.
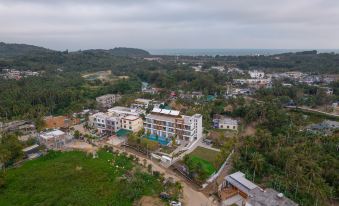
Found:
[189,146,219,163]
[0,150,163,206]
[187,156,216,176]
[185,147,220,177]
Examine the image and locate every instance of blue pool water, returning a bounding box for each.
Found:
[145,134,170,146]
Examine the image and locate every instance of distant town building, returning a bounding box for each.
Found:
[192,65,202,72]
[0,120,35,134]
[96,94,121,108]
[225,86,252,97]
[143,57,162,62]
[218,171,298,206]
[131,98,162,110]
[179,91,204,100]
[285,71,304,79]
[249,70,265,79]
[213,115,238,131]
[144,108,203,142]
[141,83,163,94]
[211,66,225,72]
[0,69,40,80]
[38,129,72,149]
[227,67,244,74]
[233,78,271,88]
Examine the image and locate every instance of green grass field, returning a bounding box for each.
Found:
[189,146,219,163]
[0,150,163,206]
[187,156,216,175]
[185,147,220,177]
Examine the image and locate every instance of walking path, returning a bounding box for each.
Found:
[285,106,339,118]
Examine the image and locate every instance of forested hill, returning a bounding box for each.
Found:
[0,42,150,58]
[108,47,150,57]
[0,43,151,71]
[78,47,150,57]
[0,42,55,58]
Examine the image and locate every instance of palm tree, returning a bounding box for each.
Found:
[250,152,265,181]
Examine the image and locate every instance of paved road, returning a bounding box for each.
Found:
[114,146,217,206]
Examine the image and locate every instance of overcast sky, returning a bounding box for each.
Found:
[1,0,339,51]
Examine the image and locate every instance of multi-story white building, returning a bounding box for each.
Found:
[144,108,202,142]
[89,112,120,133]
[249,70,265,79]
[213,116,238,131]
[121,115,144,132]
[96,94,121,108]
[38,129,72,149]
[89,106,143,134]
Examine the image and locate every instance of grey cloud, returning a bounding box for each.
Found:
[0,0,338,50]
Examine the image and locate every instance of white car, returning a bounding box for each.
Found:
[170,201,182,206]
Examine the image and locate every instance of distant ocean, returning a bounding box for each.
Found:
[147,49,339,56]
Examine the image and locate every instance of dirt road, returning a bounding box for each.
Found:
[114,147,217,206]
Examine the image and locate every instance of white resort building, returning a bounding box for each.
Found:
[89,106,143,134]
[144,108,203,142]
[96,94,121,108]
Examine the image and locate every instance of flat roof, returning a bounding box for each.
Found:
[135,98,152,103]
[249,188,298,206]
[122,115,140,121]
[151,108,180,116]
[146,113,176,122]
[40,129,65,140]
[219,118,238,125]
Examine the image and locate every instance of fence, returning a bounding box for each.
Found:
[202,149,234,188]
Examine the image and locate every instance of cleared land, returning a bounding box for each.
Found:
[187,147,220,176]
[0,150,163,206]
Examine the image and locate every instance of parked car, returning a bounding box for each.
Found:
[170,201,182,206]
[203,138,213,145]
[159,192,171,200]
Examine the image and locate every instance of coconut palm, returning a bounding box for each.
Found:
[250,152,265,181]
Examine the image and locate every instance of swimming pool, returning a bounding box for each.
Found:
[145,134,170,146]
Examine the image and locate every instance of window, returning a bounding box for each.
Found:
[129,126,132,129]
[233,126,236,129]
[227,126,229,129]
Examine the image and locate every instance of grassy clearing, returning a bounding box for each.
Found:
[184,147,220,180]
[187,156,216,176]
[189,146,219,163]
[0,150,163,206]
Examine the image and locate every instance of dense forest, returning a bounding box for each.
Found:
[1,43,339,74]
[230,100,339,206]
